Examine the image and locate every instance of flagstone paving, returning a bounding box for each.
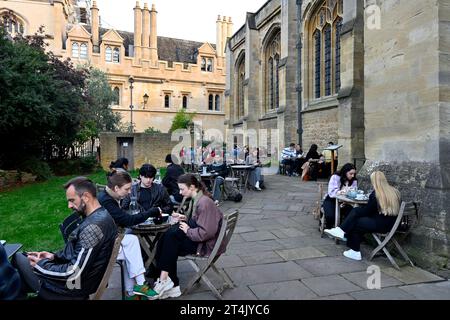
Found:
[103,175,450,300]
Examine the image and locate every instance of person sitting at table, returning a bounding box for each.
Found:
[0,243,21,300]
[324,171,401,261]
[162,154,185,204]
[294,144,306,176]
[281,143,297,176]
[246,148,263,191]
[301,144,324,181]
[109,157,129,172]
[123,164,173,215]
[98,170,161,299]
[321,163,357,229]
[149,173,224,299]
[12,177,117,300]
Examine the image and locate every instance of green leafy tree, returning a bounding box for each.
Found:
[0,23,86,168]
[79,67,121,153]
[169,109,196,133]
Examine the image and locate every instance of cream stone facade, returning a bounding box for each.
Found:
[0,0,232,134]
[226,0,450,272]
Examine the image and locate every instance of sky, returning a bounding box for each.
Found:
[95,0,268,43]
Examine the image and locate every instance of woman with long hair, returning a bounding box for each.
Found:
[109,157,129,172]
[301,144,323,181]
[98,169,161,300]
[324,171,401,261]
[150,173,223,299]
[321,163,357,228]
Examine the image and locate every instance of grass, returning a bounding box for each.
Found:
[0,168,166,252]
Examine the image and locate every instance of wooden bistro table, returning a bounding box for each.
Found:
[131,222,170,268]
[334,194,369,244]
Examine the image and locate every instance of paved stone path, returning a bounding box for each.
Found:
[103,175,450,300]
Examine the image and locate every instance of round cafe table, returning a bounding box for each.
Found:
[131,222,170,268]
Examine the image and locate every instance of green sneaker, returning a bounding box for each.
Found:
[133,284,159,300]
[123,293,140,300]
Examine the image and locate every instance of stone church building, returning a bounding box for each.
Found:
[0,0,231,133]
[225,0,450,273]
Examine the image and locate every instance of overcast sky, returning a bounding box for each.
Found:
[95,0,268,43]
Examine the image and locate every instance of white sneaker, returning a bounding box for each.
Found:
[153,277,174,297]
[343,249,362,261]
[159,285,182,299]
[324,227,346,241]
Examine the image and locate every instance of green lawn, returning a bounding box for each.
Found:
[0,168,166,252]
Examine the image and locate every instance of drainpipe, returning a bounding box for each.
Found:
[296,0,303,145]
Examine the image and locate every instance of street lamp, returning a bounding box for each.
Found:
[143,93,149,109]
[128,76,134,132]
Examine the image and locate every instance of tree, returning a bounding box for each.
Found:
[79,67,121,153]
[0,24,87,167]
[169,109,196,133]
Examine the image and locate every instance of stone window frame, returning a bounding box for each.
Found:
[201,57,214,72]
[71,41,88,59]
[207,92,222,112]
[182,95,188,109]
[1,12,25,37]
[307,0,343,101]
[112,86,120,106]
[263,29,281,114]
[105,46,120,63]
[234,51,245,121]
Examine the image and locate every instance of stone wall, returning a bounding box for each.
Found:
[0,170,36,190]
[100,132,179,170]
[302,107,339,151]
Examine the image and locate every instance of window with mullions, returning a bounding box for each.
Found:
[309,0,343,100]
[105,46,112,62]
[324,25,332,96]
[314,31,321,99]
[72,42,80,58]
[113,48,120,63]
[80,43,88,59]
[335,18,342,94]
[265,30,281,112]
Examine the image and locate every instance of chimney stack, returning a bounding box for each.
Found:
[222,16,228,56]
[149,4,158,63]
[142,3,150,60]
[216,15,223,65]
[133,1,142,61]
[91,1,99,52]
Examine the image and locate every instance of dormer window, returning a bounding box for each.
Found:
[106,46,120,63]
[72,42,88,59]
[201,57,213,72]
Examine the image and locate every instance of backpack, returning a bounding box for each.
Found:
[223,179,242,202]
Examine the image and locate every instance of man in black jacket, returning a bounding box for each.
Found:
[162,154,185,203]
[12,177,117,300]
[123,164,173,214]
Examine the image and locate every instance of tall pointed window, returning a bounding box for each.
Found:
[236,55,245,119]
[265,30,281,112]
[208,94,214,111]
[182,95,188,109]
[309,0,343,100]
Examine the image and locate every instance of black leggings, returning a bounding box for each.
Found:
[340,207,396,251]
[153,225,198,286]
[322,196,353,229]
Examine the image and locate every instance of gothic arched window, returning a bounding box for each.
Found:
[112,87,120,105]
[105,46,112,62]
[113,47,120,63]
[236,54,245,119]
[264,30,281,112]
[80,43,88,59]
[1,13,25,37]
[309,0,343,99]
[72,42,80,58]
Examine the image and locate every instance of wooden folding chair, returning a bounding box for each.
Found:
[182,210,239,300]
[369,201,418,270]
[90,231,125,300]
[314,182,327,237]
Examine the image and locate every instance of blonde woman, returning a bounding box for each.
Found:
[324,171,401,261]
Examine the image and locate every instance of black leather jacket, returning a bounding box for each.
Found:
[33,207,117,299]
